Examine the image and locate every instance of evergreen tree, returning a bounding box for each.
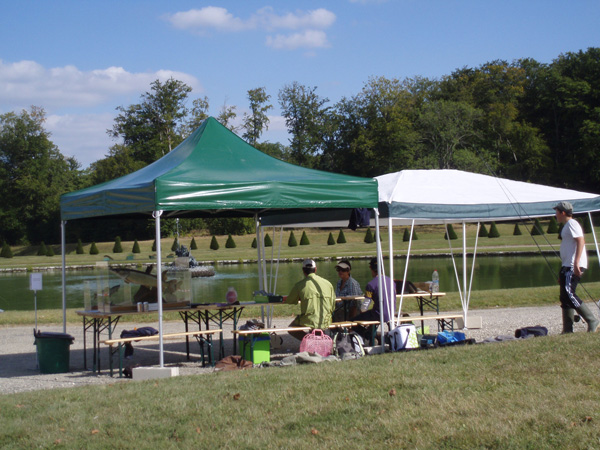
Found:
[264,233,273,247]
[531,219,545,236]
[132,239,141,253]
[513,223,522,236]
[113,236,123,253]
[364,228,375,243]
[300,231,310,245]
[1,242,13,258]
[582,215,593,233]
[225,234,237,248]
[288,231,298,247]
[251,237,257,248]
[327,232,336,245]
[152,239,156,251]
[336,229,347,244]
[210,236,219,250]
[478,224,489,237]
[37,241,47,256]
[444,224,458,240]
[546,217,559,233]
[171,237,179,251]
[488,222,500,238]
[403,228,410,242]
[89,242,99,255]
[46,245,55,257]
[75,238,84,254]
[190,237,198,250]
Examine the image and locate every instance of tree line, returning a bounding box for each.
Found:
[1,48,599,246]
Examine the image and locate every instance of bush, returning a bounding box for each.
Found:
[46,245,55,257]
[402,229,410,242]
[337,229,347,244]
[364,228,375,243]
[132,239,141,253]
[547,217,559,234]
[478,224,489,237]
[444,224,458,240]
[76,239,84,254]
[152,240,156,252]
[531,219,545,236]
[225,234,237,248]
[251,237,257,248]
[1,242,13,258]
[113,236,123,253]
[300,231,310,245]
[327,232,336,245]
[190,237,198,250]
[488,222,500,238]
[210,236,219,250]
[264,233,273,247]
[288,231,298,247]
[37,241,47,256]
[171,238,179,251]
[582,215,593,233]
[89,242,99,255]
[513,223,522,236]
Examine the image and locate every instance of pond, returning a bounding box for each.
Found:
[1,255,597,312]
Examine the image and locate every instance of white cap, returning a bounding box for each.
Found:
[302,259,316,269]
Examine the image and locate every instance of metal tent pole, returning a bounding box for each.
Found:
[153,211,164,368]
[61,220,67,333]
[374,210,386,352]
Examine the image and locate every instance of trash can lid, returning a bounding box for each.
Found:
[34,330,75,341]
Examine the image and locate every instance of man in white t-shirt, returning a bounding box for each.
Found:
[554,201,599,333]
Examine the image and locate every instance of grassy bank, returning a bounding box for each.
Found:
[2,332,600,448]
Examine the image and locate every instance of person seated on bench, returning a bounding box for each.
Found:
[353,258,397,342]
[284,259,336,341]
[333,260,363,321]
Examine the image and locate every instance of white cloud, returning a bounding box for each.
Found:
[0,59,201,109]
[266,30,330,50]
[256,7,335,30]
[167,6,249,32]
[45,113,115,168]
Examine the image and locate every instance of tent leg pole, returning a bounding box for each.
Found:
[462,222,468,326]
[256,215,263,291]
[374,209,386,352]
[61,220,67,333]
[154,211,164,368]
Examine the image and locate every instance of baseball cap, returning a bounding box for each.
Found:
[302,259,316,269]
[335,261,351,271]
[553,201,573,214]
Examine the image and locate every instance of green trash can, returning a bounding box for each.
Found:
[34,331,75,374]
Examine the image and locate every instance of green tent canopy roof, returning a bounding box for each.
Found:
[60,117,378,220]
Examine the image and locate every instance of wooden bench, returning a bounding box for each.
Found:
[232,322,357,337]
[103,329,222,377]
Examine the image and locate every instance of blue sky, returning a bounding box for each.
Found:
[1,0,599,168]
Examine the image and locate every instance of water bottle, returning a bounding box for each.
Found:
[226,286,238,304]
[431,270,439,293]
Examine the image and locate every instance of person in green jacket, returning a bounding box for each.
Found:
[285,259,336,340]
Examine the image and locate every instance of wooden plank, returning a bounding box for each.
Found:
[232,327,311,336]
[103,329,222,346]
[354,314,462,327]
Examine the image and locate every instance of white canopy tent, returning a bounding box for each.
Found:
[263,169,600,329]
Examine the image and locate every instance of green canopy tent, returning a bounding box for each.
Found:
[59,117,380,366]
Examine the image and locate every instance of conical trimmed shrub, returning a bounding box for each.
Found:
[76,238,84,254]
[583,215,593,233]
[225,234,237,248]
[264,233,273,247]
[300,231,310,245]
[132,239,141,253]
[478,224,489,237]
[444,224,458,240]
[152,240,156,251]
[288,231,298,247]
[403,229,410,242]
[113,236,123,253]
[210,236,219,250]
[171,237,179,251]
[327,232,336,245]
[38,241,47,256]
[89,242,99,255]
[1,242,13,258]
[488,222,500,238]
[513,223,522,236]
[46,245,55,257]
[251,237,257,248]
[337,229,347,244]
[547,217,559,234]
[531,219,545,236]
[364,228,375,243]
[190,237,198,250]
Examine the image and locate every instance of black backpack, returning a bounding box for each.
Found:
[333,331,365,359]
[515,326,548,338]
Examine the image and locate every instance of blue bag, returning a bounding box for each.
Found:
[437,331,466,345]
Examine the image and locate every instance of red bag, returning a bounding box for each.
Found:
[299,329,333,357]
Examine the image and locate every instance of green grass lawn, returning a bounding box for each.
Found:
[2,332,600,449]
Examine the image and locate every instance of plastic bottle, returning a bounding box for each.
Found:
[431,270,439,293]
[226,286,238,304]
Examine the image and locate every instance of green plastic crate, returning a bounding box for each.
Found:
[239,333,270,364]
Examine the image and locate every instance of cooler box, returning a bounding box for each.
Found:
[239,333,270,364]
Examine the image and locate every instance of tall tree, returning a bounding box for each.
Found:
[217,102,238,131]
[242,87,273,145]
[181,96,210,137]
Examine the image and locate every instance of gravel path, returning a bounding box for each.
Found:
[0,305,589,395]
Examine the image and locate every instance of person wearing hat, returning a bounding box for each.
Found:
[334,260,363,320]
[284,259,336,341]
[554,201,599,333]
